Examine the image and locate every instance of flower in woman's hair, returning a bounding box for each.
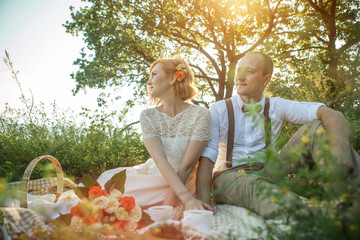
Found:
[110,189,123,200]
[105,197,120,214]
[115,207,129,220]
[114,220,128,230]
[71,202,83,217]
[126,221,138,231]
[175,71,186,81]
[176,63,186,71]
[129,204,142,222]
[93,196,108,209]
[119,196,136,213]
[88,186,107,200]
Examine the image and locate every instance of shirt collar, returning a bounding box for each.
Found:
[236,94,266,113]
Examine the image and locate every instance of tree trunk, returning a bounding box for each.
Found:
[326,0,338,106]
[225,60,237,99]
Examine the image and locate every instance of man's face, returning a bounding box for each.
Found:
[235,53,271,99]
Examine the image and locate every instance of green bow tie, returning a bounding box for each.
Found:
[241,104,262,113]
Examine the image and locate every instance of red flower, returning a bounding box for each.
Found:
[119,196,135,214]
[70,203,83,217]
[114,220,128,230]
[175,71,186,81]
[88,186,107,199]
[83,216,98,225]
[97,209,104,221]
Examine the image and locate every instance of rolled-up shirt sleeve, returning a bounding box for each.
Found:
[276,98,325,124]
[201,104,221,163]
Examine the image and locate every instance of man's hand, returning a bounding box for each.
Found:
[196,157,214,205]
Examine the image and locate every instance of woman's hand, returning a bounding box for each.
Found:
[184,197,213,211]
[163,189,180,207]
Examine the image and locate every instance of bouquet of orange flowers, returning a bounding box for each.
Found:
[53,170,152,235]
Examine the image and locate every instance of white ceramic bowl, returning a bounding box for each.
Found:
[148,205,173,222]
[182,209,213,234]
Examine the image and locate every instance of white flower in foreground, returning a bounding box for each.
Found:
[105,197,120,214]
[93,196,108,209]
[109,215,116,223]
[110,189,123,199]
[88,222,103,231]
[126,221,138,232]
[115,207,129,220]
[70,216,83,230]
[129,204,142,222]
[102,223,114,232]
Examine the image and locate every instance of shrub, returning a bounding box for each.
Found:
[0,102,150,182]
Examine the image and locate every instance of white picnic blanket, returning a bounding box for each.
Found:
[138,204,291,240]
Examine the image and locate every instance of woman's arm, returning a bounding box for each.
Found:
[144,137,211,210]
[163,140,212,209]
[177,140,209,184]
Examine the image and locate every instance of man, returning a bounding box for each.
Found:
[196,52,360,219]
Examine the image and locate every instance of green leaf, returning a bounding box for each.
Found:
[51,214,73,227]
[81,174,99,188]
[104,169,126,194]
[72,186,89,199]
[138,210,154,229]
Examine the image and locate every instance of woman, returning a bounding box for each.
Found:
[97,58,212,210]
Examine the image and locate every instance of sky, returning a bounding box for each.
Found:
[0,0,143,126]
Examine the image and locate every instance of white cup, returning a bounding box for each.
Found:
[148,206,173,222]
[182,209,213,234]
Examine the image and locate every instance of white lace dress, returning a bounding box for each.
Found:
[97,104,211,208]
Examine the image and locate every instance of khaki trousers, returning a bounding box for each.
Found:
[212,120,360,219]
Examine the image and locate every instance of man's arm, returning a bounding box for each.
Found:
[196,157,215,205]
[317,106,353,173]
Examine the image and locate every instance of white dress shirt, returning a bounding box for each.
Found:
[202,94,325,172]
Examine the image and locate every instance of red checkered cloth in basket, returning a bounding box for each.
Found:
[1,177,77,239]
[0,207,54,239]
[7,177,77,196]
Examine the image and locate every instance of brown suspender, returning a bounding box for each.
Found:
[263,97,271,148]
[225,99,235,168]
[225,97,271,168]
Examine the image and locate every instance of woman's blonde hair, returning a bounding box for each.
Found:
[148,58,198,106]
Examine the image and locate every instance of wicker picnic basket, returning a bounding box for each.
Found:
[0,155,77,239]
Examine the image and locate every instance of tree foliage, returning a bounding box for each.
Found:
[266,0,360,108]
[64,0,288,106]
[64,0,359,120]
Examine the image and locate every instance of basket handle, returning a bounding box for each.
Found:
[20,155,64,208]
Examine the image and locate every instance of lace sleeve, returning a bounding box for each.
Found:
[190,108,211,141]
[140,110,157,139]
